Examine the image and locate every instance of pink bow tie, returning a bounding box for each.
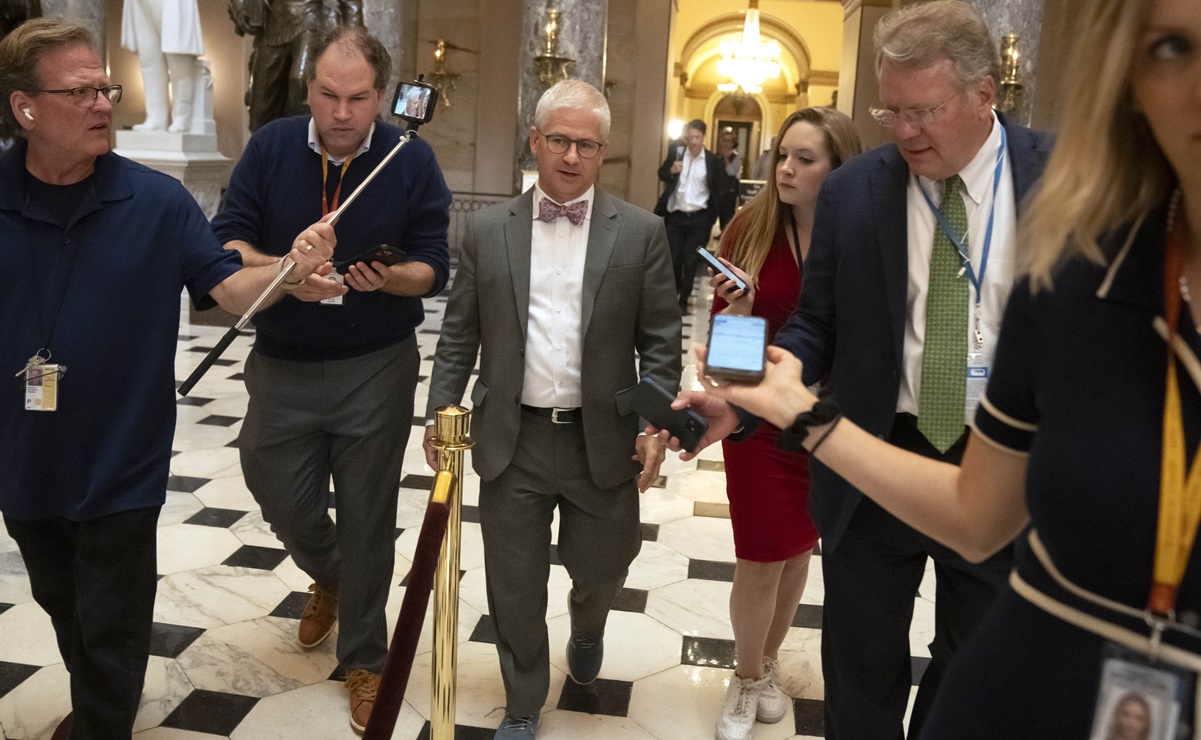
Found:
[538,198,588,226]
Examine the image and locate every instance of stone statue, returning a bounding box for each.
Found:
[121,0,205,133]
[230,0,363,132]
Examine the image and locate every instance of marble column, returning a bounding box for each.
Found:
[513,0,608,188]
[963,0,1045,126]
[837,0,892,152]
[363,0,412,116]
[40,0,104,52]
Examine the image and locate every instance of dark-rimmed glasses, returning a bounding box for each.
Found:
[537,130,605,159]
[868,94,955,128]
[33,85,123,107]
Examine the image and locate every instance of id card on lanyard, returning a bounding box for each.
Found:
[1088,191,1199,739]
[919,125,1007,421]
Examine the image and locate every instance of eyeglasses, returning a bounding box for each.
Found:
[538,130,605,159]
[868,94,954,128]
[32,85,123,107]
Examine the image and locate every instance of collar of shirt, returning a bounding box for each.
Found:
[532,182,595,224]
[306,119,376,165]
[915,110,1002,207]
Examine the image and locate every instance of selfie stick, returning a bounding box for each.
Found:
[177,129,420,396]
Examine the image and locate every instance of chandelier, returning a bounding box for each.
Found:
[717,0,781,95]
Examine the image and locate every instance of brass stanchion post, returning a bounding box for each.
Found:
[430,405,472,739]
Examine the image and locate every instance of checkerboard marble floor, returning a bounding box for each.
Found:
[0,273,935,739]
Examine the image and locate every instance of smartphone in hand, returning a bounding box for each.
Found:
[631,377,709,453]
[334,244,407,274]
[695,247,748,292]
[706,314,767,382]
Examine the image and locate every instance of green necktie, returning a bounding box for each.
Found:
[917,174,968,453]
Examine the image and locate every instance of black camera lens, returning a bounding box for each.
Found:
[685,419,700,432]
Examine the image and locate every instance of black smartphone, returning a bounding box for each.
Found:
[391,80,438,124]
[706,314,767,382]
[696,247,748,292]
[631,377,709,453]
[334,244,407,274]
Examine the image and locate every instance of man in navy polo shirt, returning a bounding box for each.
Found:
[212,23,451,733]
[0,18,332,739]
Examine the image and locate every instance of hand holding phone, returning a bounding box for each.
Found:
[705,314,767,383]
[334,244,407,274]
[631,378,710,453]
[696,247,748,293]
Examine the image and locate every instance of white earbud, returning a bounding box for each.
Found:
[22,108,33,121]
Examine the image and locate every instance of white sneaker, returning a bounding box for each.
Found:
[715,673,767,740]
[757,656,788,723]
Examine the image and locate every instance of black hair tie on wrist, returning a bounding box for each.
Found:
[776,393,841,453]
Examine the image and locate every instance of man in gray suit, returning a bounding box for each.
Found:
[423,79,681,740]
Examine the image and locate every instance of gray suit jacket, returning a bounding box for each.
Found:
[426,186,682,489]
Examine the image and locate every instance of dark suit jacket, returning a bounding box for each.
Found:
[426,186,682,489]
[653,144,728,228]
[771,113,1053,554]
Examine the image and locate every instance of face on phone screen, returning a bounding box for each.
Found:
[707,315,766,379]
[391,82,437,123]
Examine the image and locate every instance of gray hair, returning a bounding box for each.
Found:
[874,1,1001,90]
[533,79,610,141]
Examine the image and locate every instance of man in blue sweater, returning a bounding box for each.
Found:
[212,24,451,733]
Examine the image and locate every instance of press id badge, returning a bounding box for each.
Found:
[965,351,993,420]
[320,272,345,305]
[25,364,64,412]
[1089,644,1195,740]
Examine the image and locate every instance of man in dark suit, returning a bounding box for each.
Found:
[654,118,728,312]
[424,79,680,740]
[662,3,1053,738]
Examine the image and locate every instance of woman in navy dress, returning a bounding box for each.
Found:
[694,0,1201,735]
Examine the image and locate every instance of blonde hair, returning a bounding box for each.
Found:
[1021,0,1168,290]
[722,108,862,279]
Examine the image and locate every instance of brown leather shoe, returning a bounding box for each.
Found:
[345,668,380,734]
[297,583,338,648]
[51,713,73,740]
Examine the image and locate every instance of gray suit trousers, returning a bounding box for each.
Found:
[480,409,642,716]
[239,337,418,672]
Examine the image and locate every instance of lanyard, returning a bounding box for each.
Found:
[919,124,1008,306]
[1150,191,1201,626]
[320,147,355,217]
[789,215,802,272]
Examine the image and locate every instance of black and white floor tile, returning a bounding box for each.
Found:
[0,273,935,739]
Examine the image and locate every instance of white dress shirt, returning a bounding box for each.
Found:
[521,183,594,408]
[667,147,709,214]
[897,112,1016,422]
[307,118,375,164]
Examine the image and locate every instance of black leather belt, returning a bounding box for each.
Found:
[521,405,582,424]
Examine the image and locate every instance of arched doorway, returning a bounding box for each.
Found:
[711,95,762,180]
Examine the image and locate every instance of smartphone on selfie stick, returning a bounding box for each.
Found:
[696,247,749,293]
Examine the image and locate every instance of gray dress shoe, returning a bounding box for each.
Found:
[495,712,539,739]
[566,631,604,684]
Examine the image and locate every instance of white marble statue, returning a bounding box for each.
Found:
[120,0,204,133]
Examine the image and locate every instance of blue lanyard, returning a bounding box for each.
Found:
[919,124,1007,306]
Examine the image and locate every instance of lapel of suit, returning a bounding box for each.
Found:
[870,148,912,370]
[1000,113,1050,206]
[505,190,535,343]
[581,187,620,339]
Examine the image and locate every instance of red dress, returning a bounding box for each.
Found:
[712,227,819,562]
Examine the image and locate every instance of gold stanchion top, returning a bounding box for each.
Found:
[434,404,474,449]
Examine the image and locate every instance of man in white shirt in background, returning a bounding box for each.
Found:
[654,118,729,313]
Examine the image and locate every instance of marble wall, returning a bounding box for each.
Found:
[964,0,1045,126]
[512,0,608,185]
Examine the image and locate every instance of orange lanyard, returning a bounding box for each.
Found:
[320,147,354,217]
[1150,192,1201,618]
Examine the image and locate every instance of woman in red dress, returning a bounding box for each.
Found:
[708,107,861,740]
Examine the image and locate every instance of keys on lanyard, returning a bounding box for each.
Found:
[14,349,51,379]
